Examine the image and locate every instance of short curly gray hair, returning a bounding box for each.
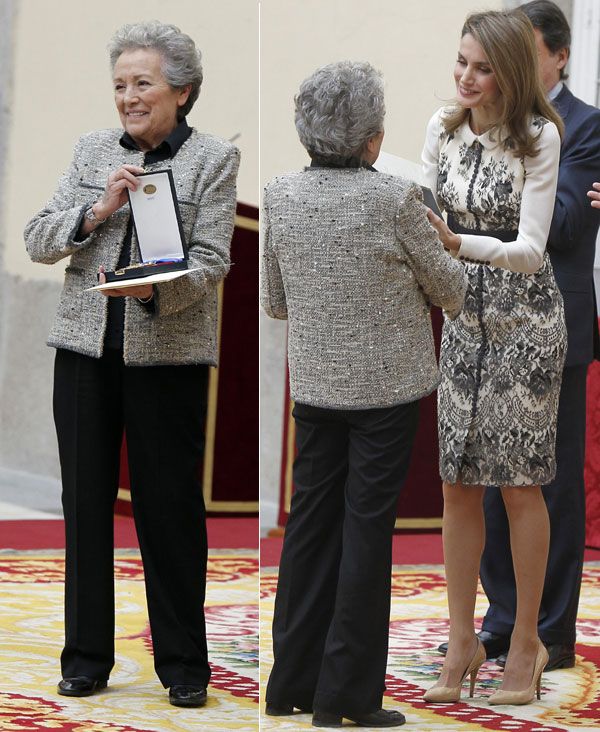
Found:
[108,21,203,119]
[294,61,385,161]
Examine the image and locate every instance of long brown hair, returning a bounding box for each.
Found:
[444,9,564,157]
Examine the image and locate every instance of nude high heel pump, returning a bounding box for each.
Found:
[424,638,486,703]
[488,641,549,706]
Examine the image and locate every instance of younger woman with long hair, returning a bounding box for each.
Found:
[422,9,566,705]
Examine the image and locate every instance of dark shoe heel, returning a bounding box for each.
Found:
[313,711,343,728]
[266,703,294,716]
[168,685,207,707]
[57,677,107,697]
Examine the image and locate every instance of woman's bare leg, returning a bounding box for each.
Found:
[500,485,549,691]
[432,480,486,687]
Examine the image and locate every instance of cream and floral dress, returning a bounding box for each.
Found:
[423,108,567,486]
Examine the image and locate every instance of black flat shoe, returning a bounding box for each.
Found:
[313,708,406,728]
[266,703,312,716]
[437,630,510,659]
[544,643,576,670]
[496,643,575,671]
[168,685,207,707]
[57,677,107,697]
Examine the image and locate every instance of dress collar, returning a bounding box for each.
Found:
[119,117,192,157]
[455,119,508,150]
[309,156,376,171]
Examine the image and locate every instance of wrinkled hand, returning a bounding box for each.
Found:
[94,164,146,221]
[587,182,600,210]
[426,208,462,252]
[98,266,154,299]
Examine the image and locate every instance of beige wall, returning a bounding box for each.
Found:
[3,0,258,282]
[260,0,502,186]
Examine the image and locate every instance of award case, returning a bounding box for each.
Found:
[102,168,189,283]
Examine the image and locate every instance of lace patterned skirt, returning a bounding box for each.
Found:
[438,253,567,486]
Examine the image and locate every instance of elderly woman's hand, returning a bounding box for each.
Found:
[97,266,154,300]
[426,208,462,252]
[79,164,146,238]
[588,182,600,209]
[94,164,146,221]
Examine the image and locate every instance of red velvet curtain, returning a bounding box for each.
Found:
[585,352,600,548]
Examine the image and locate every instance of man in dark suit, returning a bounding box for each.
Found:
[477,0,600,671]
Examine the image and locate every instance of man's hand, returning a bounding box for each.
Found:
[587,182,600,209]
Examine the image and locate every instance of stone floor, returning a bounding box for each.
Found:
[0,468,62,520]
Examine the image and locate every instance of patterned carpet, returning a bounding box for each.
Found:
[260,564,600,731]
[0,550,258,731]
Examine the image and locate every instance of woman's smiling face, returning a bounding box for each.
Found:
[453,33,502,116]
[113,48,191,152]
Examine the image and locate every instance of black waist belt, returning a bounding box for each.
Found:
[447,214,518,244]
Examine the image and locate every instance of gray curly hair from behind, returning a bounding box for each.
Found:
[295,61,385,161]
[108,21,203,119]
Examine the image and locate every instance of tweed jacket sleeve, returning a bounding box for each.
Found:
[153,143,240,317]
[25,134,102,264]
[260,186,287,319]
[395,183,467,320]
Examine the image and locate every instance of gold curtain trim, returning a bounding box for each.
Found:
[235,214,259,232]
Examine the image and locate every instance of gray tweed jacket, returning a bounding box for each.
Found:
[25,128,240,366]
[261,167,467,409]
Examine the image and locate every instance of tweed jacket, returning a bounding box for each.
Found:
[25,128,240,366]
[261,167,467,409]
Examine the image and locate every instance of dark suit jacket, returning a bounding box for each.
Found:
[548,86,600,367]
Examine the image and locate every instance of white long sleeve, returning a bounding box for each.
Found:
[422,110,442,210]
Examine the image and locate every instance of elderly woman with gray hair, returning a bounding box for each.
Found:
[261,61,466,728]
[25,22,239,707]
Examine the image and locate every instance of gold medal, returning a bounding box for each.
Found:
[143,184,157,195]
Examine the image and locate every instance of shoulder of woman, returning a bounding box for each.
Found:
[531,116,561,152]
[530,115,557,135]
[187,130,240,159]
[264,171,302,196]
[69,129,122,165]
[371,173,423,209]
[70,129,119,153]
[426,106,444,129]
[397,179,424,206]
[77,129,122,146]
[426,106,457,139]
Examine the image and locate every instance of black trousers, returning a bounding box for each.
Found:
[53,348,210,687]
[266,399,419,716]
[480,364,588,646]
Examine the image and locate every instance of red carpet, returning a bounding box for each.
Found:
[1,551,258,729]
[0,517,258,551]
[260,532,600,567]
[261,561,600,731]
[260,533,446,568]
